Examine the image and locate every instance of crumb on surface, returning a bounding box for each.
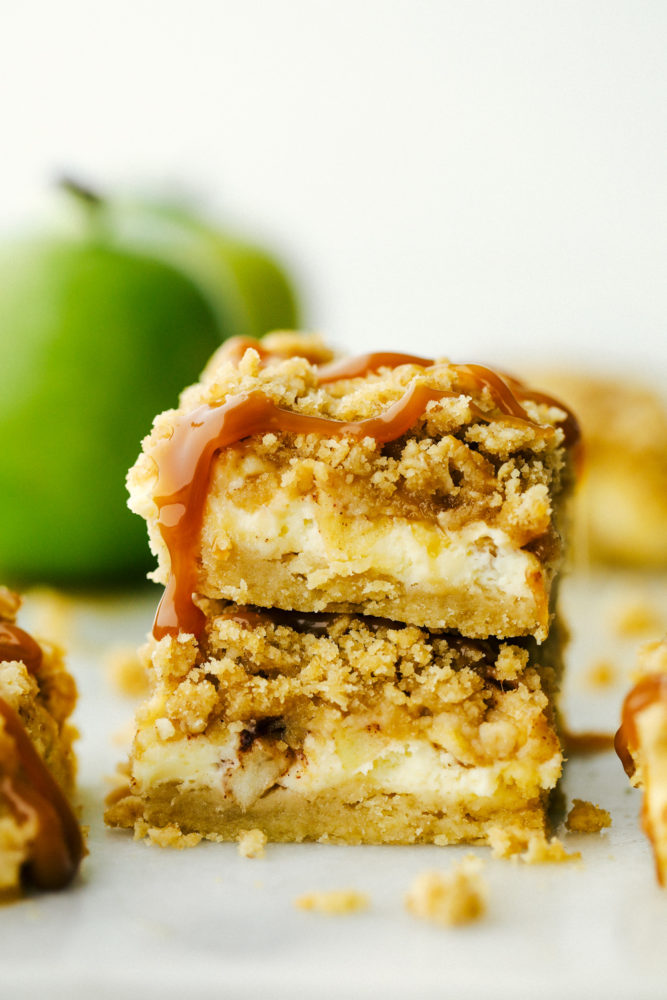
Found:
[565,799,612,834]
[582,659,617,689]
[404,856,486,927]
[294,889,369,915]
[488,827,581,864]
[104,644,150,698]
[135,820,202,849]
[612,599,664,638]
[22,587,75,648]
[237,828,267,859]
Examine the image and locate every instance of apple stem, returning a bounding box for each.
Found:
[58,175,110,240]
[59,175,103,207]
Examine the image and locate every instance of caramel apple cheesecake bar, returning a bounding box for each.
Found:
[107,334,577,847]
[616,637,667,885]
[106,604,563,844]
[128,335,577,643]
[0,587,84,892]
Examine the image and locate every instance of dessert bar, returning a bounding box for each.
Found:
[129,337,577,643]
[0,587,83,892]
[109,334,577,848]
[107,605,563,845]
[616,637,667,885]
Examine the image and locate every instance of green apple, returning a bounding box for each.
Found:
[0,183,300,584]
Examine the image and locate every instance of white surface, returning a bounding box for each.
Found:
[1,2,666,379]
[2,572,667,999]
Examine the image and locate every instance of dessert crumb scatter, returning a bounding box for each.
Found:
[294,888,369,915]
[237,828,267,859]
[404,857,486,927]
[565,799,612,834]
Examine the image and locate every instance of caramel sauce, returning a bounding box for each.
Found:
[0,623,43,675]
[153,383,461,640]
[151,344,579,641]
[615,673,667,778]
[0,696,83,891]
[563,729,615,755]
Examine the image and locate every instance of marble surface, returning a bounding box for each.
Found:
[2,571,666,999]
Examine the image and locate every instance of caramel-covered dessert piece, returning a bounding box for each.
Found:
[0,587,83,893]
[129,337,577,643]
[110,334,574,850]
[615,637,667,885]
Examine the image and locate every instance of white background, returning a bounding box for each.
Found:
[1,1,666,379]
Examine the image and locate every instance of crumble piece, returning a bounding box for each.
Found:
[615,637,667,885]
[488,827,580,863]
[105,643,150,698]
[582,660,617,690]
[237,828,267,859]
[294,888,369,915]
[612,598,664,638]
[405,856,486,927]
[0,587,83,892]
[565,799,612,833]
[135,820,202,849]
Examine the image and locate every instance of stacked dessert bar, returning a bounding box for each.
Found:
[107,333,578,846]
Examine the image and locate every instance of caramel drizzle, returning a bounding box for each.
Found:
[152,344,578,641]
[219,338,580,446]
[615,674,667,886]
[153,382,460,640]
[0,622,43,675]
[563,729,615,756]
[615,673,667,778]
[0,696,83,890]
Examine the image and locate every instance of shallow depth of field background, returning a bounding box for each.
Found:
[2,0,666,379]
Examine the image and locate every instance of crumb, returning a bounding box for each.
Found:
[237,828,267,859]
[582,659,617,689]
[612,599,663,637]
[488,828,581,863]
[521,833,581,864]
[294,889,369,915]
[404,856,486,927]
[23,587,75,648]
[104,644,149,698]
[565,798,612,834]
[135,821,202,849]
